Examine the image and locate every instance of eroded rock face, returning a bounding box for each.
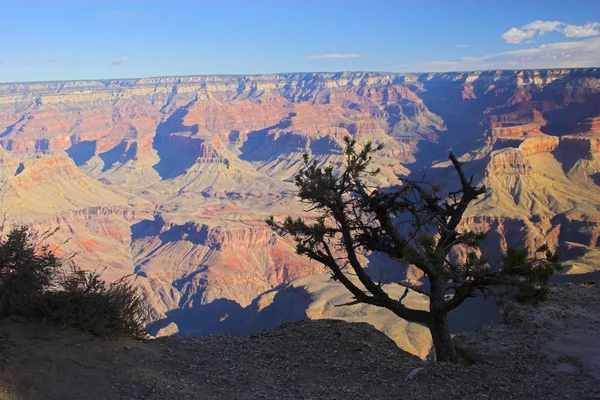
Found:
[487,149,535,176]
[1,69,600,354]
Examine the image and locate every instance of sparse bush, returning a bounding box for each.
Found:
[0,225,148,338]
[0,226,60,316]
[38,267,149,337]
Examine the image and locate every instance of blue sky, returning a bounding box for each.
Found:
[1,0,599,82]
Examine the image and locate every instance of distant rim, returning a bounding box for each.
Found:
[0,67,599,86]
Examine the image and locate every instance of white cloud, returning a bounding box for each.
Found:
[562,22,600,37]
[112,56,130,65]
[456,44,471,48]
[307,53,364,59]
[502,27,537,44]
[523,20,563,34]
[394,37,600,72]
[502,20,600,44]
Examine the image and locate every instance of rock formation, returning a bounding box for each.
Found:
[1,69,599,352]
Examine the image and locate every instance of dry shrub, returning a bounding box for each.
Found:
[39,267,149,338]
[0,226,59,316]
[0,225,148,338]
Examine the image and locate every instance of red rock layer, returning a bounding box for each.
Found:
[10,156,83,189]
[559,136,600,158]
[571,116,600,137]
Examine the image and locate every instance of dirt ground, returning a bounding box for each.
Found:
[0,283,599,400]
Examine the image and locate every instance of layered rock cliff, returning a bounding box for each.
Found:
[1,69,599,346]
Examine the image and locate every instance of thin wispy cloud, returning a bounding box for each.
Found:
[45,58,55,63]
[394,37,600,72]
[102,11,148,20]
[456,44,471,48]
[307,53,364,59]
[502,20,600,44]
[112,56,130,65]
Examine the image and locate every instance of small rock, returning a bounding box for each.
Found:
[555,362,579,374]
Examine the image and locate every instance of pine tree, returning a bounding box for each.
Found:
[267,137,561,362]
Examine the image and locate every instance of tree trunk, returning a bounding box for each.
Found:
[429,312,457,362]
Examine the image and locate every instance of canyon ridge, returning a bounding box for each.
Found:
[1,69,599,354]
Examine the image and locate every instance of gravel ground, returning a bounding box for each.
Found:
[0,283,598,400]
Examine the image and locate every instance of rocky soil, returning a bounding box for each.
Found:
[0,282,598,400]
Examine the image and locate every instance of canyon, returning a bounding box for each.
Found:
[0,69,599,355]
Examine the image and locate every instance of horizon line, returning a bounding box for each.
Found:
[0,66,598,85]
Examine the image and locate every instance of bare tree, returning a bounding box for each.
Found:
[267,137,560,362]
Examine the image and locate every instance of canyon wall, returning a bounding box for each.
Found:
[1,69,599,341]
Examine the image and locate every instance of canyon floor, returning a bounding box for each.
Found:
[0,283,598,400]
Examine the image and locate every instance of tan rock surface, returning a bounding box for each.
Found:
[1,69,600,352]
